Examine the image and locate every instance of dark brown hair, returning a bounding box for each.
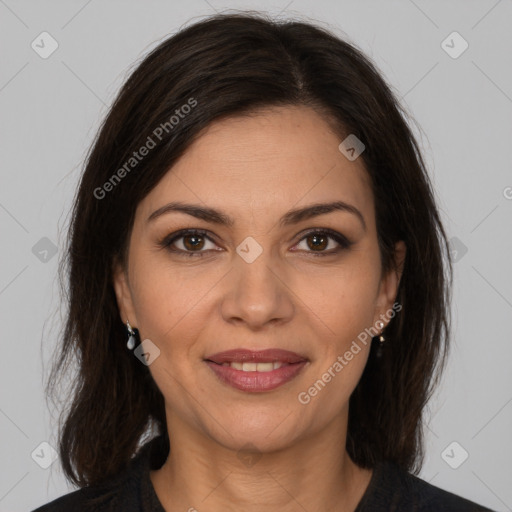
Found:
[48,11,452,487]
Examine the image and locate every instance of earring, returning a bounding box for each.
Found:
[126,320,137,350]
[377,320,385,342]
[375,320,385,358]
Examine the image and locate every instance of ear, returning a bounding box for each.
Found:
[112,256,138,327]
[374,240,406,326]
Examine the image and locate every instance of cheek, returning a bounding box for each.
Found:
[129,253,209,340]
[307,255,381,337]
[297,256,380,412]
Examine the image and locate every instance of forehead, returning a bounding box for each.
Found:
[138,106,374,227]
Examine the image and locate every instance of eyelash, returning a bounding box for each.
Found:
[158,228,353,258]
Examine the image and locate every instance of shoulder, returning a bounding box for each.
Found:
[31,485,119,512]
[30,470,140,512]
[393,467,494,511]
[31,435,166,512]
[359,460,496,512]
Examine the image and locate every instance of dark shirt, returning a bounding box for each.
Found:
[33,434,495,511]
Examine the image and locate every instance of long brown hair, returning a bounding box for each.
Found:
[48,11,452,487]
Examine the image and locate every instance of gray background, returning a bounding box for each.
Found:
[1,0,511,511]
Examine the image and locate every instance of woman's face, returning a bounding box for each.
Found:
[113,105,405,453]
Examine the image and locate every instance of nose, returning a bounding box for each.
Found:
[220,251,295,330]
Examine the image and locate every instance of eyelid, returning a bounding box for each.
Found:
[158,229,219,256]
[295,227,351,243]
[158,227,353,257]
[293,227,353,252]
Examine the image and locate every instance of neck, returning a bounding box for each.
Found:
[150,411,373,512]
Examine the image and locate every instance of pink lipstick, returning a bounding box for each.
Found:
[204,348,308,392]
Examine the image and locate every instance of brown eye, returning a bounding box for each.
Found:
[182,233,206,251]
[293,229,352,256]
[305,232,328,251]
[159,228,352,259]
[159,229,218,258]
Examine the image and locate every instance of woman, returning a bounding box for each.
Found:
[34,12,495,512]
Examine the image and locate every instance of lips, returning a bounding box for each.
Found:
[205,348,308,365]
[204,348,309,392]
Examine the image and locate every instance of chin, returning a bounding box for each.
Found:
[210,412,304,453]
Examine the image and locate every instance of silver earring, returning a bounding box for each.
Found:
[126,320,137,350]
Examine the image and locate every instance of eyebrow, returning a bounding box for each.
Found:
[147,200,366,231]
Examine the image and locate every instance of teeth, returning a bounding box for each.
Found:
[220,361,288,371]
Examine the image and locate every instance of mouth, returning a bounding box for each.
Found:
[204,348,309,392]
[205,348,308,365]
[210,361,293,371]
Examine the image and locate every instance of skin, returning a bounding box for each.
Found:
[113,105,406,512]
